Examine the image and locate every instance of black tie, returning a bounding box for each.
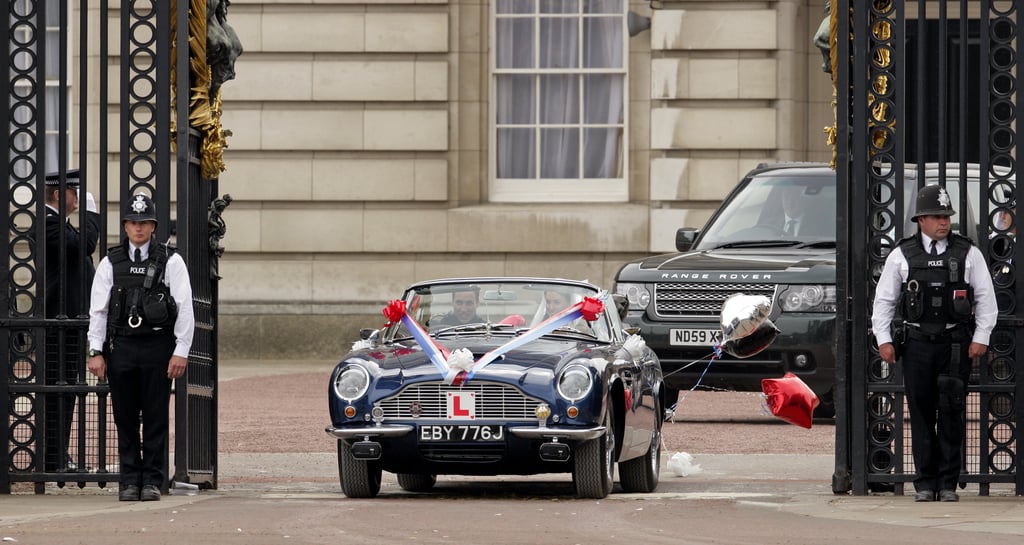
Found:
[134,248,142,263]
[929,240,938,256]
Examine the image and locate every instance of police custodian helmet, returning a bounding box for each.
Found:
[123,193,157,224]
[911,184,956,223]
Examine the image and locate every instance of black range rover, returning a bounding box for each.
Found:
[615,163,839,416]
[615,161,1007,419]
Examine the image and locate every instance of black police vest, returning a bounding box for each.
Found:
[107,241,178,335]
[898,234,974,335]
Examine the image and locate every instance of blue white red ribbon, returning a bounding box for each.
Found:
[383,300,451,377]
[461,296,604,383]
[381,294,606,385]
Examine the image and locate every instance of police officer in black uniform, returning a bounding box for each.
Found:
[42,169,100,472]
[86,194,194,501]
[872,184,997,502]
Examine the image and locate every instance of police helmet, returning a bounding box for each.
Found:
[44,169,80,187]
[911,184,955,222]
[123,193,157,224]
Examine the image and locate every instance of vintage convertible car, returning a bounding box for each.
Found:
[325,277,666,499]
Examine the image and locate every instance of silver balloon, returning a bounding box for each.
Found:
[721,319,780,359]
[720,293,772,342]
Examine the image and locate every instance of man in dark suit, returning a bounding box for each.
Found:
[435,288,484,326]
[42,169,100,472]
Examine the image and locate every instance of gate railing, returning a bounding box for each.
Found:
[2,0,221,493]
[836,0,1024,496]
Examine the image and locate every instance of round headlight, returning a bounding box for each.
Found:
[333,364,370,401]
[781,289,804,311]
[557,365,594,401]
[616,283,651,310]
[780,285,831,311]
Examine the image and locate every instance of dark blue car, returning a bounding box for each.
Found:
[325,277,666,499]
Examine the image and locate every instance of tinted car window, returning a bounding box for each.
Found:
[697,174,837,250]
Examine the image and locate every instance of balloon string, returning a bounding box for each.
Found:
[665,344,723,416]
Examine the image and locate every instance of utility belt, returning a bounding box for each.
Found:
[904,323,971,343]
[108,325,174,339]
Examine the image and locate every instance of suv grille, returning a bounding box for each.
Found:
[654,282,777,318]
[376,381,542,420]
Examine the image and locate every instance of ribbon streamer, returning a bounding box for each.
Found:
[383,300,451,377]
[381,295,606,385]
[463,296,605,382]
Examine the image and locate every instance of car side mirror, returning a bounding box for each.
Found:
[611,293,629,321]
[676,228,699,251]
[359,328,377,340]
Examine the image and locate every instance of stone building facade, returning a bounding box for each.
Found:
[190,0,833,359]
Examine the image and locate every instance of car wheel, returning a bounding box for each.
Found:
[396,473,437,492]
[573,398,615,499]
[619,412,661,493]
[337,439,382,498]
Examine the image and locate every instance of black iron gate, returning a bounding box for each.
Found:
[1,0,227,493]
[834,0,1024,495]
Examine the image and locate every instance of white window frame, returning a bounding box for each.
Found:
[489,0,629,203]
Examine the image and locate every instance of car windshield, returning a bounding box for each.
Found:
[696,173,837,250]
[390,280,612,342]
[694,166,1002,252]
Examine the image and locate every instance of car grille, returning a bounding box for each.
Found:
[376,381,543,420]
[654,282,777,318]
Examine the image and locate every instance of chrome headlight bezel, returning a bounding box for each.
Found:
[614,282,651,311]
[778,284,837,313]
[557,363,594,402]
[333,363,371,402]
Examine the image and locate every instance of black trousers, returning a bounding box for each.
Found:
[902,336,971,492]
[43,328,81,472]
[106,333,175,488]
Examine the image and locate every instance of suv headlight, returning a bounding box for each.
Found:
[557,364,594,401]
[614,283,651,311]
[778,285,837,313]
[333,363,370,401]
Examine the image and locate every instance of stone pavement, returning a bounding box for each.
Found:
[2,360,1023,537]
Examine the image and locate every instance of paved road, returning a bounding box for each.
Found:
[2,360,1023,544]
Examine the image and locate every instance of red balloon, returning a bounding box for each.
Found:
[761,372,820,429]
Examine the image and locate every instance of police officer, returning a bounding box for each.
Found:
[86,193,194,502]
[42,169,99,472]
[872,184,997,503]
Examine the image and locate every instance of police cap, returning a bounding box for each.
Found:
[44,169,80,187]
[911,184,956,223]
[123,193,158,224]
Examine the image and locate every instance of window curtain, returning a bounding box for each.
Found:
[496,1,623,180]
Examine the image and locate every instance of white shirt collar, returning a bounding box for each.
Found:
[921,233,946,252]
[129,241,152,260]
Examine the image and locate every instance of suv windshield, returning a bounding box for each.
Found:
[696,173,837,250]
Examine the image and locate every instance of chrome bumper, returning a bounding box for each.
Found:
[325,424,414,439]
[508,425,605,440]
